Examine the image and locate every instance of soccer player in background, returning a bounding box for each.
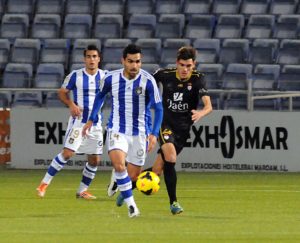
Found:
[108,46,212,215]
[37,45,107,200]
[82,44,163,217]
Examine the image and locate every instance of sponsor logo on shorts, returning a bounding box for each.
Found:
[162,129,172,135]
[162,128,172,140]
[69,138,74,144]
[137,149,144,158]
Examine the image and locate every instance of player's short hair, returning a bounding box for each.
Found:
[123,44,142,59]
[177,46,196,61]
[83,45,101,57]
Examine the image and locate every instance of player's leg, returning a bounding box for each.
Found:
[104,127,119,197]
[115,162,142,205]
[107,130,139,217]
[37,118,82,198]
[107,168,118,197]
[108,161,142,196]
[126,163,142,190]
[76,124,103,199]
[151,153,164,175]
[76,154,100,200]
[158,126,185,214]
[115,134,145,210]
[160,144,178,200]
[37,148,74,197]
[110,150,140,217]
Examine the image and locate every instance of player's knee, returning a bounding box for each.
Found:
[163,153,176,163]
[88,160,99,167]
[87,155,100,167]
[113,163,126,172]
[61,149,74,160]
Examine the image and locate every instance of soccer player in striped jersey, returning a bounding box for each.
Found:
[107,46,213,215]
[83,44,163,217]
[37,45,107,200]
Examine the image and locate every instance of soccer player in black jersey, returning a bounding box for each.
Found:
[150,46,212,214]
[107,46,212,214]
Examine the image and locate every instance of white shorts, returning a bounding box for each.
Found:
[64,116,103,155]
[107,129,147,166]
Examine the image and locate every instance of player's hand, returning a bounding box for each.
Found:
[82,120,93,137]
[147,134,157,153]
[70,103,82,118]
[191,109,205,123]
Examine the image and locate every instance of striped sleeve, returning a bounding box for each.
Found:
[62,71,77,90]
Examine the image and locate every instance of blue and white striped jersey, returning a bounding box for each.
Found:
[90,68,163,136]
[62,68,107,124]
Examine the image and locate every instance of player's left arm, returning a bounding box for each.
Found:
[191,73,213,123]
[147,77,164,152]
[191,95,213,123]
[148,101,163,152]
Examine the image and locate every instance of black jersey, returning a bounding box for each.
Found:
[153,68,209,131]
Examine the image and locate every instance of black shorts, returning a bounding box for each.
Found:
[158,123,190,155]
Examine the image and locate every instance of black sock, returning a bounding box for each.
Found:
[163,161,177,205]
[132,180,136,190]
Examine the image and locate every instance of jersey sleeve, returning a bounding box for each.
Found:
[152,68,163,85]
[146,76,163,137]
[146,76,162,105]
[61,71,76,90]
[198,73,209,97]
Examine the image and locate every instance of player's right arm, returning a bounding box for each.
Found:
[59,71,81,118]
[82,120,93,137]
[58,87,81,118]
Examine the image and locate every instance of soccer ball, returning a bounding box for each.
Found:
[136,171,160,195]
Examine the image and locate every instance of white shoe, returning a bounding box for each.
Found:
[107,169,118,197]
[128,205,140,218]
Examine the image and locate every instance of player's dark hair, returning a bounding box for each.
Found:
[83,45,101,57]
[177,46,196,61]
[123,44,142,58]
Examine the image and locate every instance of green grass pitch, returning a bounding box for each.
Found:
[0,169,299,243]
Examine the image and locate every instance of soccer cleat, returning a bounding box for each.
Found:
[116,193,124,207]
[76,191,97,200]
[128,205,140,218]
[36,182,48,198]
[107,169,118,197]
[170,201,184,215]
